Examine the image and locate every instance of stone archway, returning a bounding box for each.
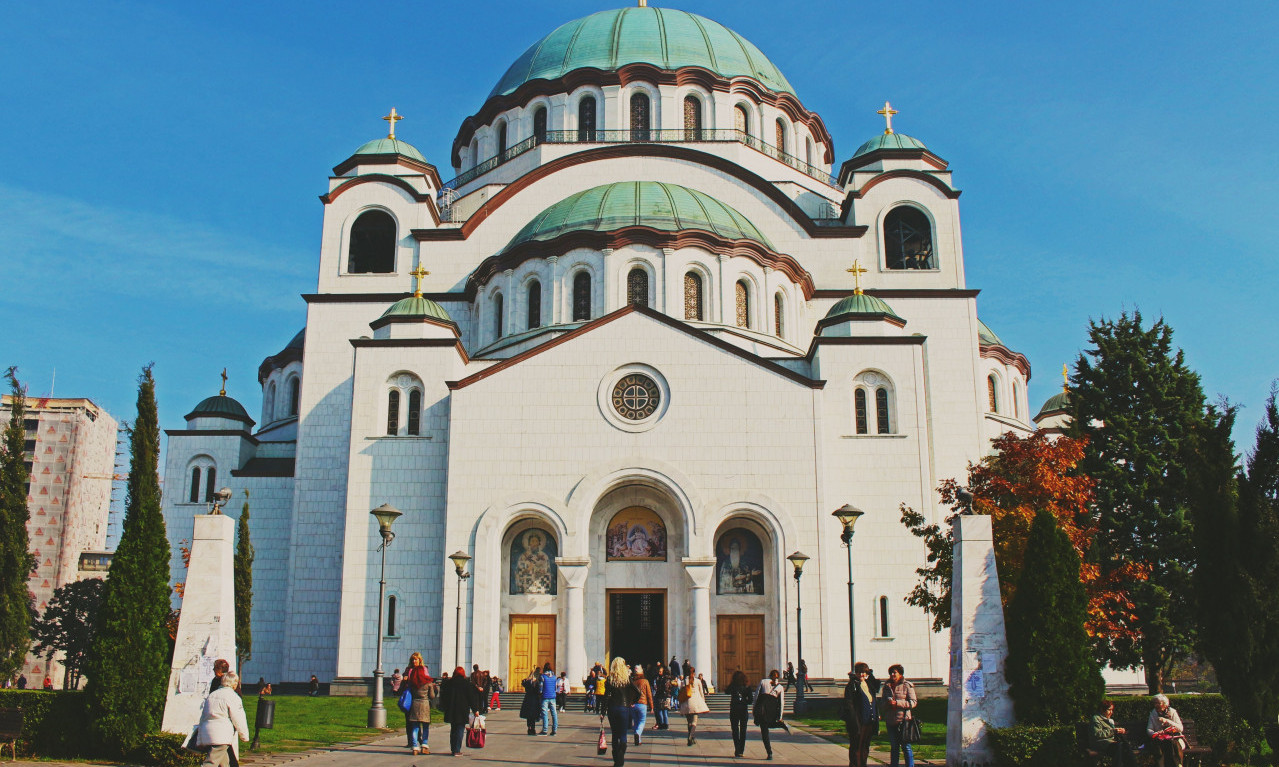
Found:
[710,516,782,688]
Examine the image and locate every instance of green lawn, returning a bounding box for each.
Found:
[793,697,948,761]
[242,695,439,754]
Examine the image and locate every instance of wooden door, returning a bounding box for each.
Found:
[717,615,765,689]
[509,615,556,681]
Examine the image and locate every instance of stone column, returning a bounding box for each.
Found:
[557,558,590,691]
[683,558,716,678]
[717,254,731,325]
[162,514,237,735]
[946,515,1015,767]
[548,256,561,325]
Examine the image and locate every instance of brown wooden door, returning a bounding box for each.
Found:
[717,615,765,689]
[509,615,556,681]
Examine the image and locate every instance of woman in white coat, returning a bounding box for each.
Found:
[198,671,250,767]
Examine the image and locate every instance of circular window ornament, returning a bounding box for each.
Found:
[612,374,661,420]
[598,365,670,432]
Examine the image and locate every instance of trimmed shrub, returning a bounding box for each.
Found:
[0,689,92,757]
[131,732,202,767]
[989,724,1082,767]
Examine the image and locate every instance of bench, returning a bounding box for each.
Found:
[1179,718,1212,767]
[0,708,22,762]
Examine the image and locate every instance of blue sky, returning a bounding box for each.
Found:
[2,0,1276,454]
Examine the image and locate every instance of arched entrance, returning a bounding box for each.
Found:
[711,516,782,688]
[500,518,561,682]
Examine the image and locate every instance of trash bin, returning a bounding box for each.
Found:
[255,699,275,730]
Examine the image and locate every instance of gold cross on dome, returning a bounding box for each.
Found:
[877,101,899,135]
[409,263,430,297]
[382,108,403,139]
[1062,363,1069,393]
[219,368,227,397]
[846,259,869,294]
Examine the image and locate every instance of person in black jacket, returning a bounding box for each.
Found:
[841,663,881,767]
[441,666,482,755]
[602,657,640,767]
[726,670,755,758]
[519,668,543,735]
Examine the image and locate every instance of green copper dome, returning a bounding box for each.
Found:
[507,181,774,251]
[826,292,901,320]
[978,320,1003,347]
[186,395,254,425]
[354,137,427,164]
[380,295,454,324]
[1036,390,1070,420]
[490,7,795,99]
[852,132,927,158]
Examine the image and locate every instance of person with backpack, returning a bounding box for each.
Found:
[677,664,709,746]
[538,663,559,735]
[727,670,755,758]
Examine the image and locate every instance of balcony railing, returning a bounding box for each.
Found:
[440,128,838,192]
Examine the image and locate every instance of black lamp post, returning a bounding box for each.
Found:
[832,504,865,671]
[786,551,810,714]
[367,503,402,728]
[449,550,472,671]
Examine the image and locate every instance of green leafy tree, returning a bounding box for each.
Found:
[31,577,105,689]
[1004,509,1105,725]
[1069,311,1206,692]
[0,368,35,680]
[234,490,253,672]
[85,366,171,754]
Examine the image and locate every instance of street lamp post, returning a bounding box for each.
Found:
[786,551,810,714]
[367,503,402,728]
[449,551,472,671]
[832,505,865,671]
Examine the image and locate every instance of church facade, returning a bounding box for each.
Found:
[161,4,1040,689]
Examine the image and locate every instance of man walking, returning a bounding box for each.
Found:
[538,663,558,735]
[841,663,880,767]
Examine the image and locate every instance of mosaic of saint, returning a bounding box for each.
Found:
[605,507,667,561]
[510,528,557,595]
[716,528,765,595]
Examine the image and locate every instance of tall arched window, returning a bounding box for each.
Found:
[264,382,276,422]
[775,118,787,154]
[386,389,400,435]
[884,206,935,269]
[987,375,999,413]
[774,293,785,338]
[527,280,541,329]
[578,96,597,141]
[1013,382,1022,419]
[572,272,591,321]
[627,268,649,307]
[347,210,396,273]
[854,389,869,434]
[407,389,421,436]
[204,466,217,502]
[493,293,505,339]
[876,388,891,434]
[683,95,702,141]
[735,280,750,328]
[288,377,300,417]
[496,122,508,157]
[470,139,478,168]
[189,467,201,503]
[533,107,548,142]
[734,104,749,136]
[805,138,814,167]
[878,595,891,638]
[387,595,397,636]
[684,272,703,320]
[630,92,651,141]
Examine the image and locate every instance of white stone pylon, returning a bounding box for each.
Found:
[161,514,238,735]
[946,514,1015,767]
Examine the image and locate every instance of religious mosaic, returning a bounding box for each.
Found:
[605,507,667,561]
[716,528,765,594]
[509,527,557,595]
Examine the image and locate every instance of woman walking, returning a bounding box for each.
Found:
[520,667,543,735]
[879,664,917,767]
[602,657,640,767]
[754,669,789,760]
[196,671,249,767]
[630,666,654,745]
[404,653,436,755]
[678,664,710,746]
[652,667,671,731]
[441,666,482,756]
[726,670,755,758]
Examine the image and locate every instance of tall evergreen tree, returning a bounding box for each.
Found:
[0,368,34,680]
[85,367,171,754]
[1005,509,1105,725]
[234,490,253,672]
[1069,311,1206,692]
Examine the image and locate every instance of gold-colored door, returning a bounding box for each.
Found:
[509,615,556,681]
[717,615,765,689]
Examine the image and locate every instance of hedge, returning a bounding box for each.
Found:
[988,724,1080,767]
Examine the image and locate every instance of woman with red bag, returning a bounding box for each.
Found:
[441,666,481,755]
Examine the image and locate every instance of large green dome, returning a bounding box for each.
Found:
[507,181,773,251]
[489,7,795,99]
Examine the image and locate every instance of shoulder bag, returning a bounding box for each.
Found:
[901,711,922,744]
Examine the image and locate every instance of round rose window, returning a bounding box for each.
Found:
[611,374,661,421]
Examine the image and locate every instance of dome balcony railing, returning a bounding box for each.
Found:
[441,129,837,193]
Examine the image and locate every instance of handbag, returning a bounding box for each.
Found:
[597,720,608,755]
[397,686,413,714]
[466,726,486,749]
[900,714,922,744]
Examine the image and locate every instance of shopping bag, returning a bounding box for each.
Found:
[466,726,486,749]
[597,720,608,755]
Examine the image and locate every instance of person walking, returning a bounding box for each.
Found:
[440,666,481,756]
[754,669,789,760]
[404,653,436,755]
[727,670,755,758]
[390,668,402,693]
[678,664,710,746]
[538,663,559,735]
[630,666,654,745]
[782,662,796,691]
[556,671,568,712]
[602,657,640,767]
[878,664,917,767]
[799,659,815,693]
[653,667,671,731]
[594,668,608,714]
[841,663,881,767]
[196,671,249,767]
[585,669,598,713]
[209,659,230,693]
[520,668,543,735]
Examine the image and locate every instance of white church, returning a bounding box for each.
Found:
[162,3,1057,691]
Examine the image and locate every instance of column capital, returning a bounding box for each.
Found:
[556,558,591,588]
[547,255,559,264]
[717,253,730,263]
[682,557,717,589]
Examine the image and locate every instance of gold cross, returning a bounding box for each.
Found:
[877,101,898,135]
[1062,363,1069,393]
[382,108,403,139]
[409,263,430,297]
[219,368,227,397]
[846,259,868,294]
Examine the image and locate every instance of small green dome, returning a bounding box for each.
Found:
[380,295,454,324]
[852,132,927,158]
[354,137,427,164]
[186,395,254,425]
[826,292,901,320]
[978,320,1003,347]
[1036,390,1070,419]
[508,181,773,251]
[490,7,795,99]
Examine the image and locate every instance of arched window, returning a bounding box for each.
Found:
[189,467,201,503]
[572,272,591,321]
[627,268,649,307]
[683,95,702,141]
[735,280,750,328]
[630,92,651,141]
[878,596,891,638]
[386,389,400,435]
[493,293,505,339]
[774,293,784,338]
[876,387,891,434]
[470,139,478,168]
[1013,382,1021,419]
[288,377,300,417]
[775,118,787,154]
[578,96,597,141]
[884,206,935,270]
[987,375,999,413]
[734,104,749,136]
[204,466,217,502]
[387,595,397,636]
[264,382,276,422]
[496,121,508,158]
[347,210,396,273]
[527,280,542,329]
[407,389,421,436]
[684,272,703,321]
[805,137,814,167]
[854,389,869,434]
[533,107,547,142]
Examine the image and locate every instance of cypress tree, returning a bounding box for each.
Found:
[234,490,253,672]
[85,366,171,754]
[0,368,34,680]
[1005,509,1105,725]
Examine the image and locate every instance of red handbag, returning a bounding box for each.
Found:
[466,726,486,749]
